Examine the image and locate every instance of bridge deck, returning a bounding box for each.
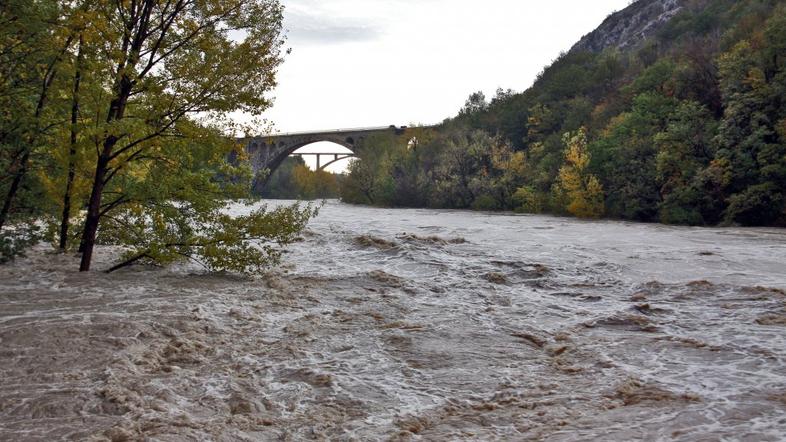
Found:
[265,126,399,137]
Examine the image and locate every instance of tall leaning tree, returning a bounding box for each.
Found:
[78,0,286,271]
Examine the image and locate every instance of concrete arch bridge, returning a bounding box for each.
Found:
[240,125,415,188]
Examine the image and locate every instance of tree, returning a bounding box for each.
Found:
[58,30,85,251]
[552,128,604,218]
[0,0,72,230]
[590,93,678,221]
[459,91,488,117]
[75,0,287,271]
[290,163,338,200]
[0,0,317,270]
[715,10,786,225]
[0,0,82,261]
[258,156,303,199]
[655,101,717,224]
[431,130,488,208]
[340,133,400,205]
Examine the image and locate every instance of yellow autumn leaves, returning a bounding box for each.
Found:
[552,128,605,219]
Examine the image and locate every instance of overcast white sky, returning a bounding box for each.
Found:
[264,0,632,170]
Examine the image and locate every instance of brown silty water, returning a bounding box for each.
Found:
[1,201,785,440]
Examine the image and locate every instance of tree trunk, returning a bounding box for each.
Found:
[78,0,154,271]
[59,34,83,250]
[79,150,111,271]
[0,150,29,230]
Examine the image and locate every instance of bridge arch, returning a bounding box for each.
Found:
[240,125,422,188]
[318,154,354,171]
[288,140,356,172]
[287,138,354,153]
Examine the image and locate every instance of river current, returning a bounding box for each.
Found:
[1,200,785,440]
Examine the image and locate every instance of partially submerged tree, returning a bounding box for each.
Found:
[77,0,289,271]
[86,117,317,274]
[1,0,317,271]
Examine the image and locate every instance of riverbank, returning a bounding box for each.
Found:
[2,202,786,440]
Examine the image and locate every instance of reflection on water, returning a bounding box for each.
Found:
[1,200,785,440]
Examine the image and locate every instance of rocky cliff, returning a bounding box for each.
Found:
[571,0,684,53]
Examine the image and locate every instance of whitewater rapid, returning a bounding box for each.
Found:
[1,200,785,440]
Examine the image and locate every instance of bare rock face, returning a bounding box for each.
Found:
[571,0,683,53]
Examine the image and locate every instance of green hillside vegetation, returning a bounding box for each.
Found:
[341,0,786,226]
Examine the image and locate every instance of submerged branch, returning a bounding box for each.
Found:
[105,251,151,273]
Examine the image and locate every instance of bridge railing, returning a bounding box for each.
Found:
[263,126,399,137]
[290,152,355,156]
[252,124,436,138]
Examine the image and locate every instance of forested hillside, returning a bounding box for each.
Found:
[341,0,786,226]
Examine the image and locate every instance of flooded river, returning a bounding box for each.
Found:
[1,201,786,440]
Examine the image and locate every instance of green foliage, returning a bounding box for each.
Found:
[724,183,785,226]
[340,135,392,205]
[713,8,786,225]
[341,127,525,211]
[340,131,419,206]
[4,0,786,250]
[471,195,499,211]
[257,157,303,199]
[626,60,676,96]
[655,101,718,224]
[108,202,317,274]
[590,93,679,221]
[512,186,543,213]
[0,0,69,227]
[0,223,41,264]
[292,164,340,200]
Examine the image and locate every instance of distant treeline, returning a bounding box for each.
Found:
[340,0,786,226]
[258,156,340,200]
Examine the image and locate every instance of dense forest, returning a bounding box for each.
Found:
[340,0,786,226]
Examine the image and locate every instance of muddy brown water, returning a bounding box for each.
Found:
[1,201,786,440]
